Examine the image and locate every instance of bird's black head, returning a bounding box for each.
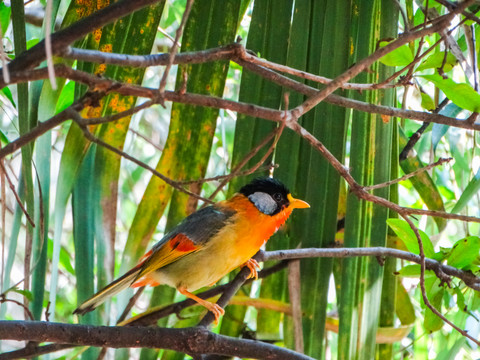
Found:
[240,178,290,216]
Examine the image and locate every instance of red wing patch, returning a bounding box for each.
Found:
[131,233,200,287]
[168,233,197,252]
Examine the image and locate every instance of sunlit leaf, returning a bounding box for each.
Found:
[421,74,480,112]
[447,236,480,270]
[1,87,16,108]
[0,128,9,144]
[9,288,34,302]
[420,92,435,111]
[378,41,414,66]
[387,219,435,257]
[416,52,457,72]
[0,2,11,35]
[55,81,75,114]
[26,38,39,49]
[397,264,435,278]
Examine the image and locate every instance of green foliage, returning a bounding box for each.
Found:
[2,1,480,359]
[387,219,435,257]
[378,43,414,67]
[421,74,480,112]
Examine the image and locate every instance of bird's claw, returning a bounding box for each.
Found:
[244,258,260,280]
[207,303,225,325]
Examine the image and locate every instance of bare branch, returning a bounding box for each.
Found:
[7,0,166,71]
[288,0,474,119]
[259,247,480,292]
[0,321,313,360]
[62,44,237,67]
[236,58,480,131]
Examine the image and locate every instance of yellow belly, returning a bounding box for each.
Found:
[149,195,291,291]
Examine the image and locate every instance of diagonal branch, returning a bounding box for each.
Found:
[288,0,474,119]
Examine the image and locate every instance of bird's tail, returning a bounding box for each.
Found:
[73,265,142,316]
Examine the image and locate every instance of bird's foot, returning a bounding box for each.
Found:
[243,258,260,280]
[178,286,225,324]
[204,302,225,325]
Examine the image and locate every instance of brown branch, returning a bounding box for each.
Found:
[62,44,238,67]
[0,321,313,360]
[0,296,34,321]
[259,248,480,292]
[7,0,166,71]
[287,121,480,223]
[236,58,480,131]
[288,0,473,119]
[434,0,480,25]
[3,48,479,131]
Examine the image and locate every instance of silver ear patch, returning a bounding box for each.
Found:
[248,192,277,215]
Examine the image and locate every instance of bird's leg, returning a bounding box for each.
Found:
[242,258,260,280]
[177,286,225,324]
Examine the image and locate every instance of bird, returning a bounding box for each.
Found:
[73,177,309,323]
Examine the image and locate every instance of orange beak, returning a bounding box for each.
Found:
[287,194,310,209]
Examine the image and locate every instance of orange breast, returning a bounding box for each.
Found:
[224,194,293,259]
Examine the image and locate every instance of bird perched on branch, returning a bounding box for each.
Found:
[74,177,309,323]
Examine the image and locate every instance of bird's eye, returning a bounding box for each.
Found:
[273,193,283,202]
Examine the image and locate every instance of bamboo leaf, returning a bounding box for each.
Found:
[451,168,480,214]
[11,0,34,322]
[224,0,293,342]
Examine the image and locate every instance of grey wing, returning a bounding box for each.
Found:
[152,205,236,251]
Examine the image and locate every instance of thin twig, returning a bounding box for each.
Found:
[177,164,277,185]
[116,287,144,324]
[0,162,35,227]
[68,109,214,204]
[364,157,453,191]
[158,0,194,96]
[0,295,34,321]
